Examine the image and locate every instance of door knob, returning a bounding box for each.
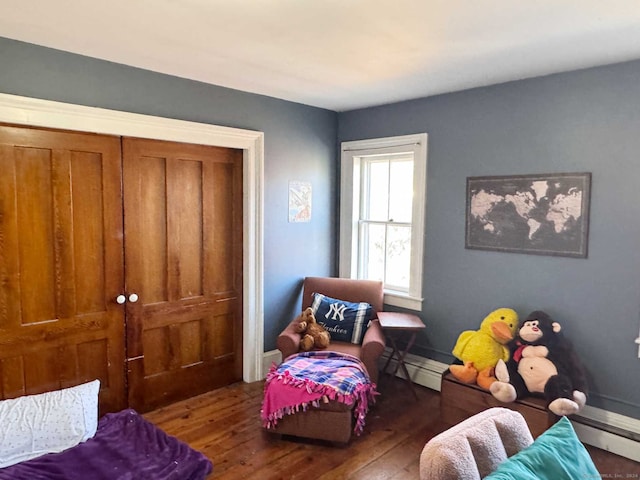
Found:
[116,294,126,304]
[128,293,139,303]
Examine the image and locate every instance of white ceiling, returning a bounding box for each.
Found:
[2,1,640,111]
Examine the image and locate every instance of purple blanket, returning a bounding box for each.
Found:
[0,409,212,480]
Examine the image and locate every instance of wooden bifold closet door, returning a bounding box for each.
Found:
[123,137,243,412]
[0,125,126,413]
[0,125,243,413]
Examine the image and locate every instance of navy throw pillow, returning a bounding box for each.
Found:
[311,293,373,344]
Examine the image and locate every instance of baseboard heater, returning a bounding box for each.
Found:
[379,350,640,462]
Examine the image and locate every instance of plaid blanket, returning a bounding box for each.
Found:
[261,351,378,436]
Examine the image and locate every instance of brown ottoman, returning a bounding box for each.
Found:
[261,351,377,444]
[270,398,354,443]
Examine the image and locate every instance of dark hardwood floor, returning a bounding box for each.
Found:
[144,373,640,479]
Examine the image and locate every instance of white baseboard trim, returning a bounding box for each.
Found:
[379,351,640,462]
[572,422,640,463]
[379,350,449,391]
[262,350,282,378]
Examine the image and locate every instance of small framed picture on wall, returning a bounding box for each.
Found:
[288,180,312,223]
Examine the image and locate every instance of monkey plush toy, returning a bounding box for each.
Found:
[490,310,588,416]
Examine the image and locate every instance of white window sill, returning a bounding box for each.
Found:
[383,291,423,312]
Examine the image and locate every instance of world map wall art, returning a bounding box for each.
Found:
[465,172,591,258]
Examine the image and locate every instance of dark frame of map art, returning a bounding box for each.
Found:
[465,172,592,258]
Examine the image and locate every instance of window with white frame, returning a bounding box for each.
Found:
[339,133,427,311]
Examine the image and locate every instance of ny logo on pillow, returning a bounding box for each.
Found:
[325,303,348,321]
[311,293,372,344]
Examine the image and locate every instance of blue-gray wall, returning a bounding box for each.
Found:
[339,60,640,418]
[3,35,640,419]
[0,37,338,352]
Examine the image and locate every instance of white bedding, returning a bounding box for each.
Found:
[0,380,99,468]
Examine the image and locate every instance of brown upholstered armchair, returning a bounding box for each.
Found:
[277,276,386,384]
[271,276,386,443]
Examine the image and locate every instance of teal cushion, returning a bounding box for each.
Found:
[485,416,600,480]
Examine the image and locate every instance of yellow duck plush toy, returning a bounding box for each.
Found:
[450,308,519,390]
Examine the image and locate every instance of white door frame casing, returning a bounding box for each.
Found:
[0,93,264,383]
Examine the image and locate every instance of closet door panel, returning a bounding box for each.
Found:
[138,155,169,304]
[123,137,243,412]
[0,125,126,413]
[206,161,238,294]
[71,151,108,314]
[169,158,204,299]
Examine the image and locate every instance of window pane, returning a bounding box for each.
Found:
[385,225,411,291]
[365,160,389,221]
[361,222,385,282]
[389,159,413,223]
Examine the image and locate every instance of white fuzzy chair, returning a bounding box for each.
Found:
[420,408,534,480]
